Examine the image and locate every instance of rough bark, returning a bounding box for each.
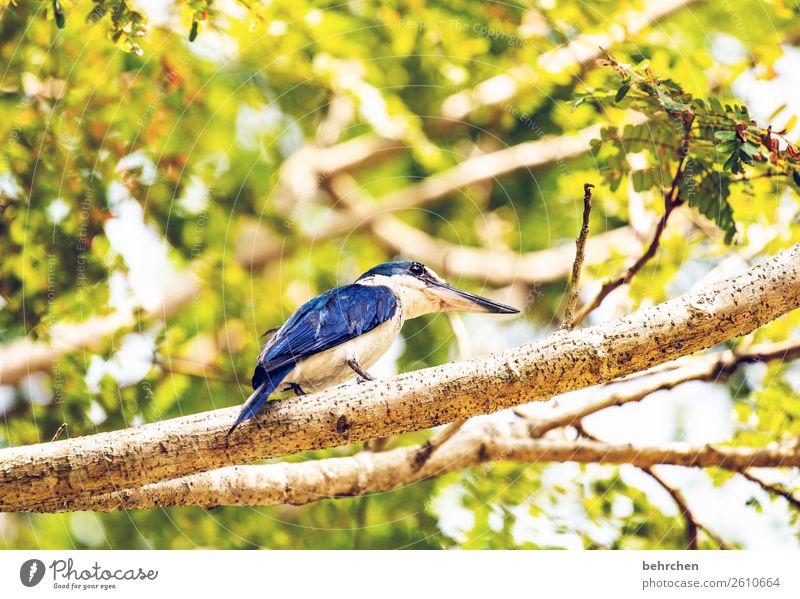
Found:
[1,242,798,512]
[42,426,800,512]
[29,337,800,512]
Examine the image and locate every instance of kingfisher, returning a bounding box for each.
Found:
[227,261,519,436]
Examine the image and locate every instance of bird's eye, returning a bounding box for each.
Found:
[409,262,424,276]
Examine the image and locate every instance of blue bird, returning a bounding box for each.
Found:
[227,261,519,436]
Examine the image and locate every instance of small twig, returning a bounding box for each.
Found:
[643,467,699,549]
[738,469,800,510]
[50,423,67,442]
[562,183,594,330]
[572,117,695,327]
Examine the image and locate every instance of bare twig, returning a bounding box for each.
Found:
[572,116,695,326]
[738,469,800,510]
[576,422,728,550]
[50,423,67,443]
[561,183,594,330]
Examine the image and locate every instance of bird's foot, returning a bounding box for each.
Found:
[281,383,306,396]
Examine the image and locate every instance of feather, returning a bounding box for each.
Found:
[227,364,293,437]
[252,284,397,385]
[230,284,397,435]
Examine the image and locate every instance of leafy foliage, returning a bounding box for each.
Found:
[1,0,799,549]
[581,53,800,244]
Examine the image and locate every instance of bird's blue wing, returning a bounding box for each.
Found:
[252,284,397,388]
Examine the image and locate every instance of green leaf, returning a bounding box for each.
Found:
[688,172,737,244]
[714,130,736,141]
[723,149,739,172]
[615,83,630,103]
[53,0,66,29]
[739,142,760,157]
[189,20,199,42]
[793,170,800,188]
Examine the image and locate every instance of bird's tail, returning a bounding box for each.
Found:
[227,365,293,437]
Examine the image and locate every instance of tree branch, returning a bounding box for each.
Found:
[0,244,800,510]
[315,123,610,240]
[325,171,644,290]
[576,422,728,550]
[33,423,800,512]
[572,116,695,326]
[737,469,800,511]
[515,337,800,437]
[0,267,199,387]
[1,241,799,512]
[561,183,593,329]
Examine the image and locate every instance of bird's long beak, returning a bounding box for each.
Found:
[428,282,520,314]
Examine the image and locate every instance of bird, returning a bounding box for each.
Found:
[227,261,519,436]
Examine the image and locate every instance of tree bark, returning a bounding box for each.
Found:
[1,242,799,512]
[37,424,800,512]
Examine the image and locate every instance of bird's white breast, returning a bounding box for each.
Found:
[283,312,403,392]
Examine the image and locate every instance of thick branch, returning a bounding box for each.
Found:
[517,338,800,436]
[43,336,800,512]
[0,242,798,511]
[38,425,800,512]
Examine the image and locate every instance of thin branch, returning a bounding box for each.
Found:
[576,423,728,550]
[50,423,67,443]
[738,469,800,511]
[643,467,697,549]
[572,116,695,327]
[562,183,594,330]
[1,242,798,512]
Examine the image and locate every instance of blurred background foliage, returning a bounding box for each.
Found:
[1,0,800,549]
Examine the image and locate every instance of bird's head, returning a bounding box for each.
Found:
[356,261,519,319]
